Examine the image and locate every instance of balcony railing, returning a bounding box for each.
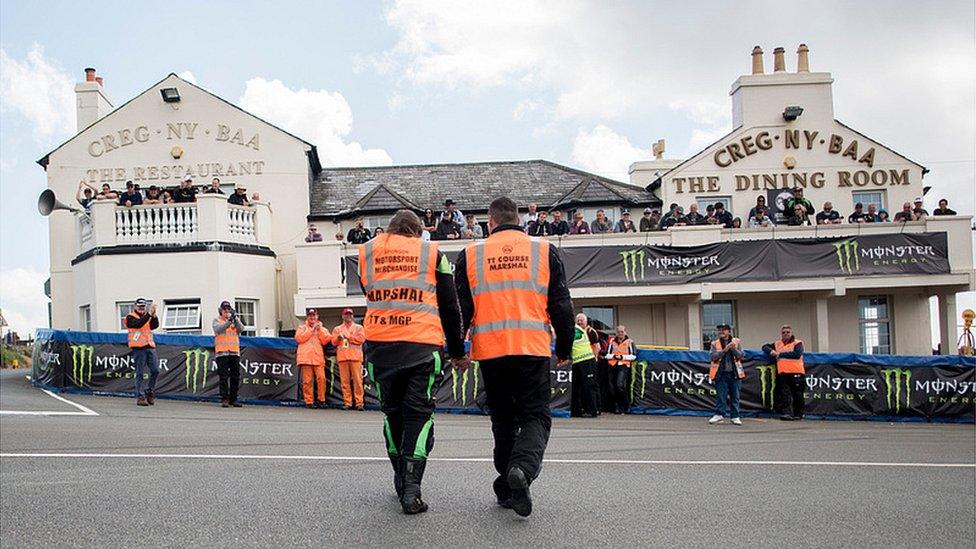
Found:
[78,193,270,253]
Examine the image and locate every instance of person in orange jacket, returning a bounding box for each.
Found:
[331,308,366,410]
[295,308,330,408]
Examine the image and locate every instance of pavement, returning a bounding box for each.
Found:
[1,368,974,548]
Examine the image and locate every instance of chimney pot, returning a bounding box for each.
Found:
[773,47,786,72]
[751,46,764,75]
[797,44,810,73]
[84,67,96,82]
[95,76,104,87]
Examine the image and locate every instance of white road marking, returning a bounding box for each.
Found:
[0,388,98,417]
[0,453,971,468]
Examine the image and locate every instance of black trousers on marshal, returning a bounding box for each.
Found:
[609,364,631,414]
[570,359,599,417]
[775,373,806,418]
[216,355,240,403]
[371,359,439,461]
[480,356,552,482]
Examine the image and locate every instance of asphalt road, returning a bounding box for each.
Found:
[1,369,974,548]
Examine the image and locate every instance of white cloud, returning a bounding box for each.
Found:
[387,91,404,112]
[571,125,652,181]
[0,44,74,141]
[0,267,49,338]
[177,70,197,84]
[238,77,392,167]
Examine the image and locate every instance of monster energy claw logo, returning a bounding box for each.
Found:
[451,363,480,405]
[881,368,912,413]
[620,249,647,283]
[629,361,648,402]
[756,365,776,410]
[70,345,94,387]
[183,349,210,393]
[834,239,861,274]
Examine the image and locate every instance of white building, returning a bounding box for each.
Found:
[40,47,974,356]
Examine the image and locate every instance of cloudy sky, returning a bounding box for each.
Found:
[1,0,974,341]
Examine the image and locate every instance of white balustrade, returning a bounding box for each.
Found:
[114,204,198,244]
[227,206,257,243]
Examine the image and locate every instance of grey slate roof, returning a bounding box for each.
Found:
[310,159,658,220]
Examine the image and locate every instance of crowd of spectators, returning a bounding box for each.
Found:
[76,176,260,213]
[330,192,959,244]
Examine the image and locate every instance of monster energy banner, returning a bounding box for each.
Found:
[631,349,975,422]
[343,232,949,291]
[31,330,572,415]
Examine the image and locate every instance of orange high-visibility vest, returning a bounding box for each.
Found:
[332,323,365,362]
[359,233,445,346]
[774,338,805,374]
[709,337,745,381]
[465,230,551,361]
[126,313,155,348]
[607,338,635,366]
[214,321,240,354]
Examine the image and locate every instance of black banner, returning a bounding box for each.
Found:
[344,233,949,292]
[630,350,975,421]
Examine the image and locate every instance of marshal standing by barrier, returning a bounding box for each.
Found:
[31,330,973,422]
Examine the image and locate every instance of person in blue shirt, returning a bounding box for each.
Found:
[118,181,143,207]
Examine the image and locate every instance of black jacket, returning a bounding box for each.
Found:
[454,224,575,360]
[124,312,159,330]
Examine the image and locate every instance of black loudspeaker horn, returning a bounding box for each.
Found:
[38,189,80,216]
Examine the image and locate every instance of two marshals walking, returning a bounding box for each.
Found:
[358,199,574,518]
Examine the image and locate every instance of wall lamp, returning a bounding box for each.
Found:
[160,87,181,103]
[783,105,803,121]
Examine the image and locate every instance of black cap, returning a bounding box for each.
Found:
[444,199,456,206]
[716,323,731,330]
[219,300,232,310]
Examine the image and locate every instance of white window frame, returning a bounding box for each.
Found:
[581,306,616,332]
[578,207,619,227]
[363,215,389,231]
[701,300,736,351]
[696,196,732,214]
[116,301,136,331]
[234,298,258,336]
[162,300,202,332]
[852,190,886,212]
[858,295,892,355]
[79,305,92,332]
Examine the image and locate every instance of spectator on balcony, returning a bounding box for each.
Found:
[96,183,118,201]
[847,202,867,224]
[877,209,890,222]
[161,190,175,204]
[228,183,252,207]
[893,202,915,222]
[785,188,814,222]
[550,210,570,236]
[118,181,143,208]
[590,209,614,234]
[714,203,734,228]
[704,204,719,225]
[615,210,637,233]
[347,218,372,244]
[786,204,811,226]
[305,224,323,243]
[173,176,197,203]
[203,177,224,195]
[659,203,679,228]
[864,203,881,223]
[434,210,462,240]
[527,211,552,237]
[569,211,591,235]
[521,202,539,227]
[373,227,385,238]
[912,197,929,220]
[639,208,659,231]
[816,202,842,224]
[933,198,957,216]
[681,203,706,226]
[462,213,484,239]
[76,180,97,213]
[748,206,773,228]
[747,195,768,222]
[444,199,464,226]
[421,209,438,234]
[661,206,684,229]
[731,217,742,229]
[143,186,163,205]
